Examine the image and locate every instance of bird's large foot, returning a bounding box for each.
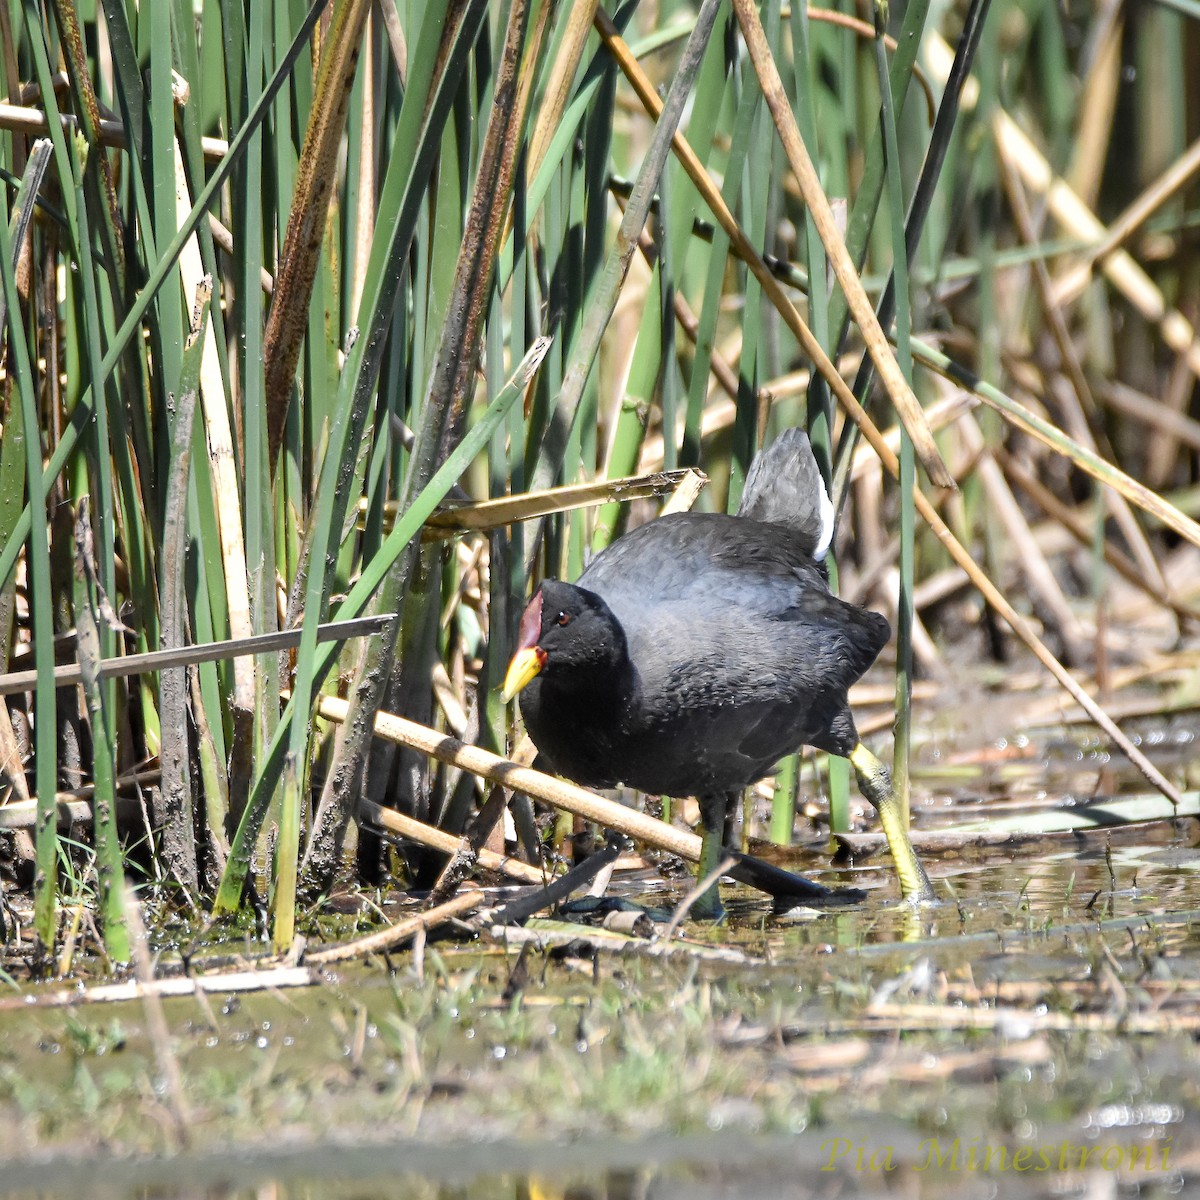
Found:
[849,743,936,904]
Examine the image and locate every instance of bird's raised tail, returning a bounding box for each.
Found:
[736,429,834,560]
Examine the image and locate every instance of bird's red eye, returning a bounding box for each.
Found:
[556,611,571,627]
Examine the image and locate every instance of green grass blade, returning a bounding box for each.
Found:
[212,337,551,916]
[72,501,129,963]
[872,2,915,825]
[528,0,725,496]
[0,0,331,595]
[0,189,57,953]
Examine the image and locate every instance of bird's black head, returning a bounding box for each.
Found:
[501,579,628,700]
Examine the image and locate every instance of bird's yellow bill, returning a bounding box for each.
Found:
[501,646,545,702]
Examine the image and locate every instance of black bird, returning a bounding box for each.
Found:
[502,430,933,915]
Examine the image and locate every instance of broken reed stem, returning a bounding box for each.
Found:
[0,99,228,161]
[846,1002,1200,1036]
[359,797,550,884]
[0,967,318,1010]
[416,469,707,537]
[314,693,706,862]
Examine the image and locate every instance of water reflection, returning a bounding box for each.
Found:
[2,1135,1191,1200]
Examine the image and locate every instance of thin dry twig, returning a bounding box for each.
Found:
[924,34,1200,381]
[125,887,191,1147]
[593,10,952,489]
[305,890,485,964]
[0,615,392,697]
[662,854,737,942]
[730,0,953,488]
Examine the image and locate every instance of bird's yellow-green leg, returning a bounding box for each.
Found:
[849,743,936,903]
[691,794,728,920]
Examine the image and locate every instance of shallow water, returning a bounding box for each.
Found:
[4,817,1199,1199]
[3,717,1199,1200]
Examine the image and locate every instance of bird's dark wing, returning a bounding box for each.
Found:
[579,512,818,611]
[610,580,888,723]
[580,513,880,647]
[577,508,889,776]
